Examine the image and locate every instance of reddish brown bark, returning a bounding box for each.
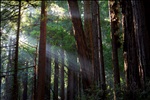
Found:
[131,0,150,84]
[109,0,120,99]
[84,1,94,75]
[67,0,92,91]
[37,1,47,100]
[121,0,141,99]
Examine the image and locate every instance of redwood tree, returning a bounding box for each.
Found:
[84,1,94,79]
[109,0,120,99]
[67,0,92,92]
[131,0,150,85]
[91,0,100,85]
[121,0,141,99]
[36,1,47,100]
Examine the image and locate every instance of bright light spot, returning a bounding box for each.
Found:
[50,4,65,17]
[22,16,26,22]
[19,35,27,44]
[104,18,110,22]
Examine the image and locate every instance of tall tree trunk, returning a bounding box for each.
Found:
[131,0,150,85]
[53,50,59,100]
[13,1,21,99]
[97,0,106,99]
[84,1,94,80]
[37,1,47,100]
[109,0,120,99]
[67,0,92,93]
[23,62,28,100]
[60,50,64,100]
[91,0,100,85]
[121,0,141,99]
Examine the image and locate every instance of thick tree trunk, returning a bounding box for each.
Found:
[131,0,150,85]
[67,0,92,92]
[109,0,120,99]
[84,1,94,78]
[91,0,100,85]
[13,1,21,99]
[37,1,47,100]
[121,0,141,99]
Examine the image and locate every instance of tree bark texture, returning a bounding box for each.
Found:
[84,1,94,77]
[131,0,150,83]
[67,0,92,91]
[109,0,120,99]
[121,0,141,99]
[37,1,47,100]
[91,0,100,85]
